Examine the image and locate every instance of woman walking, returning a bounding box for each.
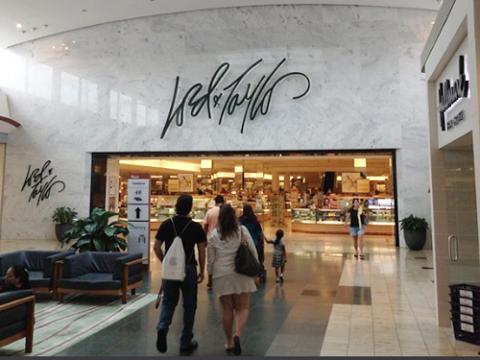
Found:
[208,204,258,355]
[239,203,266,283]
[347,198,367,259]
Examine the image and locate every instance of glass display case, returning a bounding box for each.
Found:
[291,208,317,224]
[151,195,212,223]
[316,209,344,224]
[291,197,395,227]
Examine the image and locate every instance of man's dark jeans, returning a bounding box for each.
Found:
[157,265,198,347]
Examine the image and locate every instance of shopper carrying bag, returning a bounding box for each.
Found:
[207,204,258,355]
[235,229,263,277]
[153,194,206,355]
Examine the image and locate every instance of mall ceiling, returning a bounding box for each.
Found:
[0,0,442,48]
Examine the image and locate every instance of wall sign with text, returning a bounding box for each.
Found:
[160,58,311,138]
[21,160,66,206]
[438,55,469,131]
[127,178,150,265]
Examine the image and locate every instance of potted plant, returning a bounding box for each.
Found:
[400,215,429,250]
[62,208,128,252]
[52,207,78,242]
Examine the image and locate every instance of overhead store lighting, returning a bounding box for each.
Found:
[234,165,243,173]
[367,176,388,181]
[263,174,272,180]
[244,172,264,179]
[200,159,212,169]
[216,172,235,178]
[119,159,201,172]
[354,158,367,168]
[279,175,285,181]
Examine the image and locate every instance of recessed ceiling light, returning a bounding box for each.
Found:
[52,45,56,49]
[431,21,435,25]
[65,46,69,50]
[16,23,22,29]
[72,40,76,44]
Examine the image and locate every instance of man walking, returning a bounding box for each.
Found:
[203,195,224,288]
[154,194,206,355]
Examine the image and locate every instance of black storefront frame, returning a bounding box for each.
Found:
[90,149,400,247]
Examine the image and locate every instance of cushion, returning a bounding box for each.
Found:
[0,305,27,328]
[63,253,97,278]
[0,320,25,341]
[58,272,121,290]
[29,271,50,288]
[0,290,32,329]
[24,251,59,271]
[0,252,25,274]
[91,252,124,273]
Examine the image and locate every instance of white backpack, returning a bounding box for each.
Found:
[162,219,192,281]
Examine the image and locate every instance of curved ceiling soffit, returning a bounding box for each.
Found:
[0,0,441,48]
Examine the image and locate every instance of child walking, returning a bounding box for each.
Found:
[266,229,287,283]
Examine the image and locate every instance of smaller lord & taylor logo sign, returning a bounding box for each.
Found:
[438,55,469,131]
[160,58,311,139]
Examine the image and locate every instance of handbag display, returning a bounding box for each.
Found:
[235,229,262,277]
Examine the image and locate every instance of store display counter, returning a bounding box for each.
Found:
[291,207,395,235]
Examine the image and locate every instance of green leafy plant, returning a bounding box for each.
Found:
[52,207,78,224]
[63,208,128,252]
[400,215,428,232]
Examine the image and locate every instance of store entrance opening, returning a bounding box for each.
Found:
[91,151,398,265]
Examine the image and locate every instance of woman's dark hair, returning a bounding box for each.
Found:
[241,203,258,223]
[351,198,360,207]
[11,265,31,289]
[175,194,193,216]
[218,204,239,240]
[274,229,284,245]
[214,195,225,205]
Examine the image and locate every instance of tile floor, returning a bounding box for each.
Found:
[1,233,480,356]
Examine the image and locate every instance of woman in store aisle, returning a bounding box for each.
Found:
[347,198,367,260]
[239,203,266,283]
[207,204,258,355]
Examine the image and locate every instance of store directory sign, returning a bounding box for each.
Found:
[127,178,150,265]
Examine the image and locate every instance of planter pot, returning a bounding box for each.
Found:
[55,223,73,242]
[404,229,427,250]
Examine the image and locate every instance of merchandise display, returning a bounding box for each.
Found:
[291,196,395,235]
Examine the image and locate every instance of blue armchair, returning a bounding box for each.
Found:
[0,250,74,297]
[57,252,143,304]
[0,290,35,353]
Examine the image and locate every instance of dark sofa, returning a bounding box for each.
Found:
[57,252,143,304]
[0,290,35,353]
[0,250,74,297]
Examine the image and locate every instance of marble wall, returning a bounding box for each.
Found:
[0,5,436,242]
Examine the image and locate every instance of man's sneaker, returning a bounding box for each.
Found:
[180,340,199,355]
[276,277,281,283]
[156,329,167,353]
[280,275,284,283]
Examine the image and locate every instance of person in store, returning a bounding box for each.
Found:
[0,265,31,292]
[346,198,367,260]
[154,194,207,355]
[327,189,338,209]
[239,203,266,283]
[207,204,258,356]
[265,229,287,283]
[204,195,225,288]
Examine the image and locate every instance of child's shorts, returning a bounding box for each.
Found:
[272,253,285,268]
[350,227,365,236]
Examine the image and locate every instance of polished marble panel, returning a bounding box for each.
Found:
[0,5,436,244]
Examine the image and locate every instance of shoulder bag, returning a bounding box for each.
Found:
[235,228,262,277]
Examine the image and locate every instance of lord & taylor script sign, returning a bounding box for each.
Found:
[160,58,311,138]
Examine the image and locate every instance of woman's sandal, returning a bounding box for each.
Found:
[359,254,365,260]
[354,253,359,258]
